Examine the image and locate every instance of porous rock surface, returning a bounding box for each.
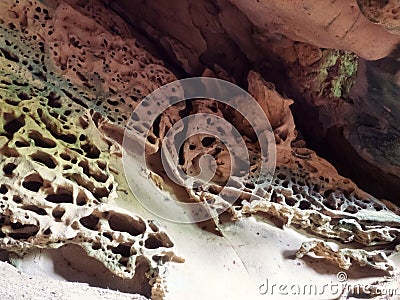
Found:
[357,0,400,35]
[159,70,400,272]
[0,0,400,299]
[127,62,400,275]
[107,0,400,205]
[0,0,180,298]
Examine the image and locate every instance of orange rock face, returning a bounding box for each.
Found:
[229,0,400,60]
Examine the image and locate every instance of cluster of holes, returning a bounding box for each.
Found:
[79,212,173,249]
[0,3,392,232]
[0,215,39,240]
[0,186,174,272]
[140,94,388,222]
[0,187,173,267]
[75,211,174,268]
[1,0,176,128]
[0,2,180,281]
[0,74,112,204]
[359,1,399,20]
[265,165,389,215]
[0,2,178,215]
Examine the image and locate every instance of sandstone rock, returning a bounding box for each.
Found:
[0,0,181,298]
[1,0,400,299]
[102,1,400,204]
[357,0,400,35]
[285,43,400,204]
[228,0,400,60]
[134,69,400,273]
[107,0,400,81]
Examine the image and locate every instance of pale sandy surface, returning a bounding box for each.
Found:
[0,261,147,300]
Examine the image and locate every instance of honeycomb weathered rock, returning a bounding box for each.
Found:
[104,0,400,206]
[357,0,400,35]
[0,0,181,297]
[137,69,400,273]
[296,239,395,273]
[242,72,400,272]
[1,0,400,296]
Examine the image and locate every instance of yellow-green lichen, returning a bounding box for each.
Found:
[316,50,358,99]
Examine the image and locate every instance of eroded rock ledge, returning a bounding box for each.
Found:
[107,0,400,204]
[0,0,181,298]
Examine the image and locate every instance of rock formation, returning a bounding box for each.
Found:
[106,0,400,205]
[0,0,181,298]
[0,0,399,299]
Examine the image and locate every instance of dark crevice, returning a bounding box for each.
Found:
[46,189,73,204]
[4,117,25,137]
[30,151,57,169]
[80,214,99,230]
[108,213,146,236]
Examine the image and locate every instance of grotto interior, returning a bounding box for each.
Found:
[0,0,400,299]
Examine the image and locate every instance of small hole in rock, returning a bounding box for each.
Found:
[201,137,216,147]
[22,173,43,192]
[0,185,8,194]
[21,205,47,215]
[112,243,132,257]
[31,151,57,169]
[145,233,174,249]
[3,163,17,175]
[46,189,73,203]
[80,214,99,230]
[285,197,297,206]
[299,200,311,210]
[4,116,25,136]
[28,131,56,148]
[108,213,146,236]
[52,207,65,221]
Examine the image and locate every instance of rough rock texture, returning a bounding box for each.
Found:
[1,0,400,298]
[0,0,181,298]
[232,72,400,272]
[106,0,400,204]
[227,0,400,60]
[129,68,400,274]
[357,0,400,35]
[296,239,395,273]
[283,42,400,204]
[107,0,400,78]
